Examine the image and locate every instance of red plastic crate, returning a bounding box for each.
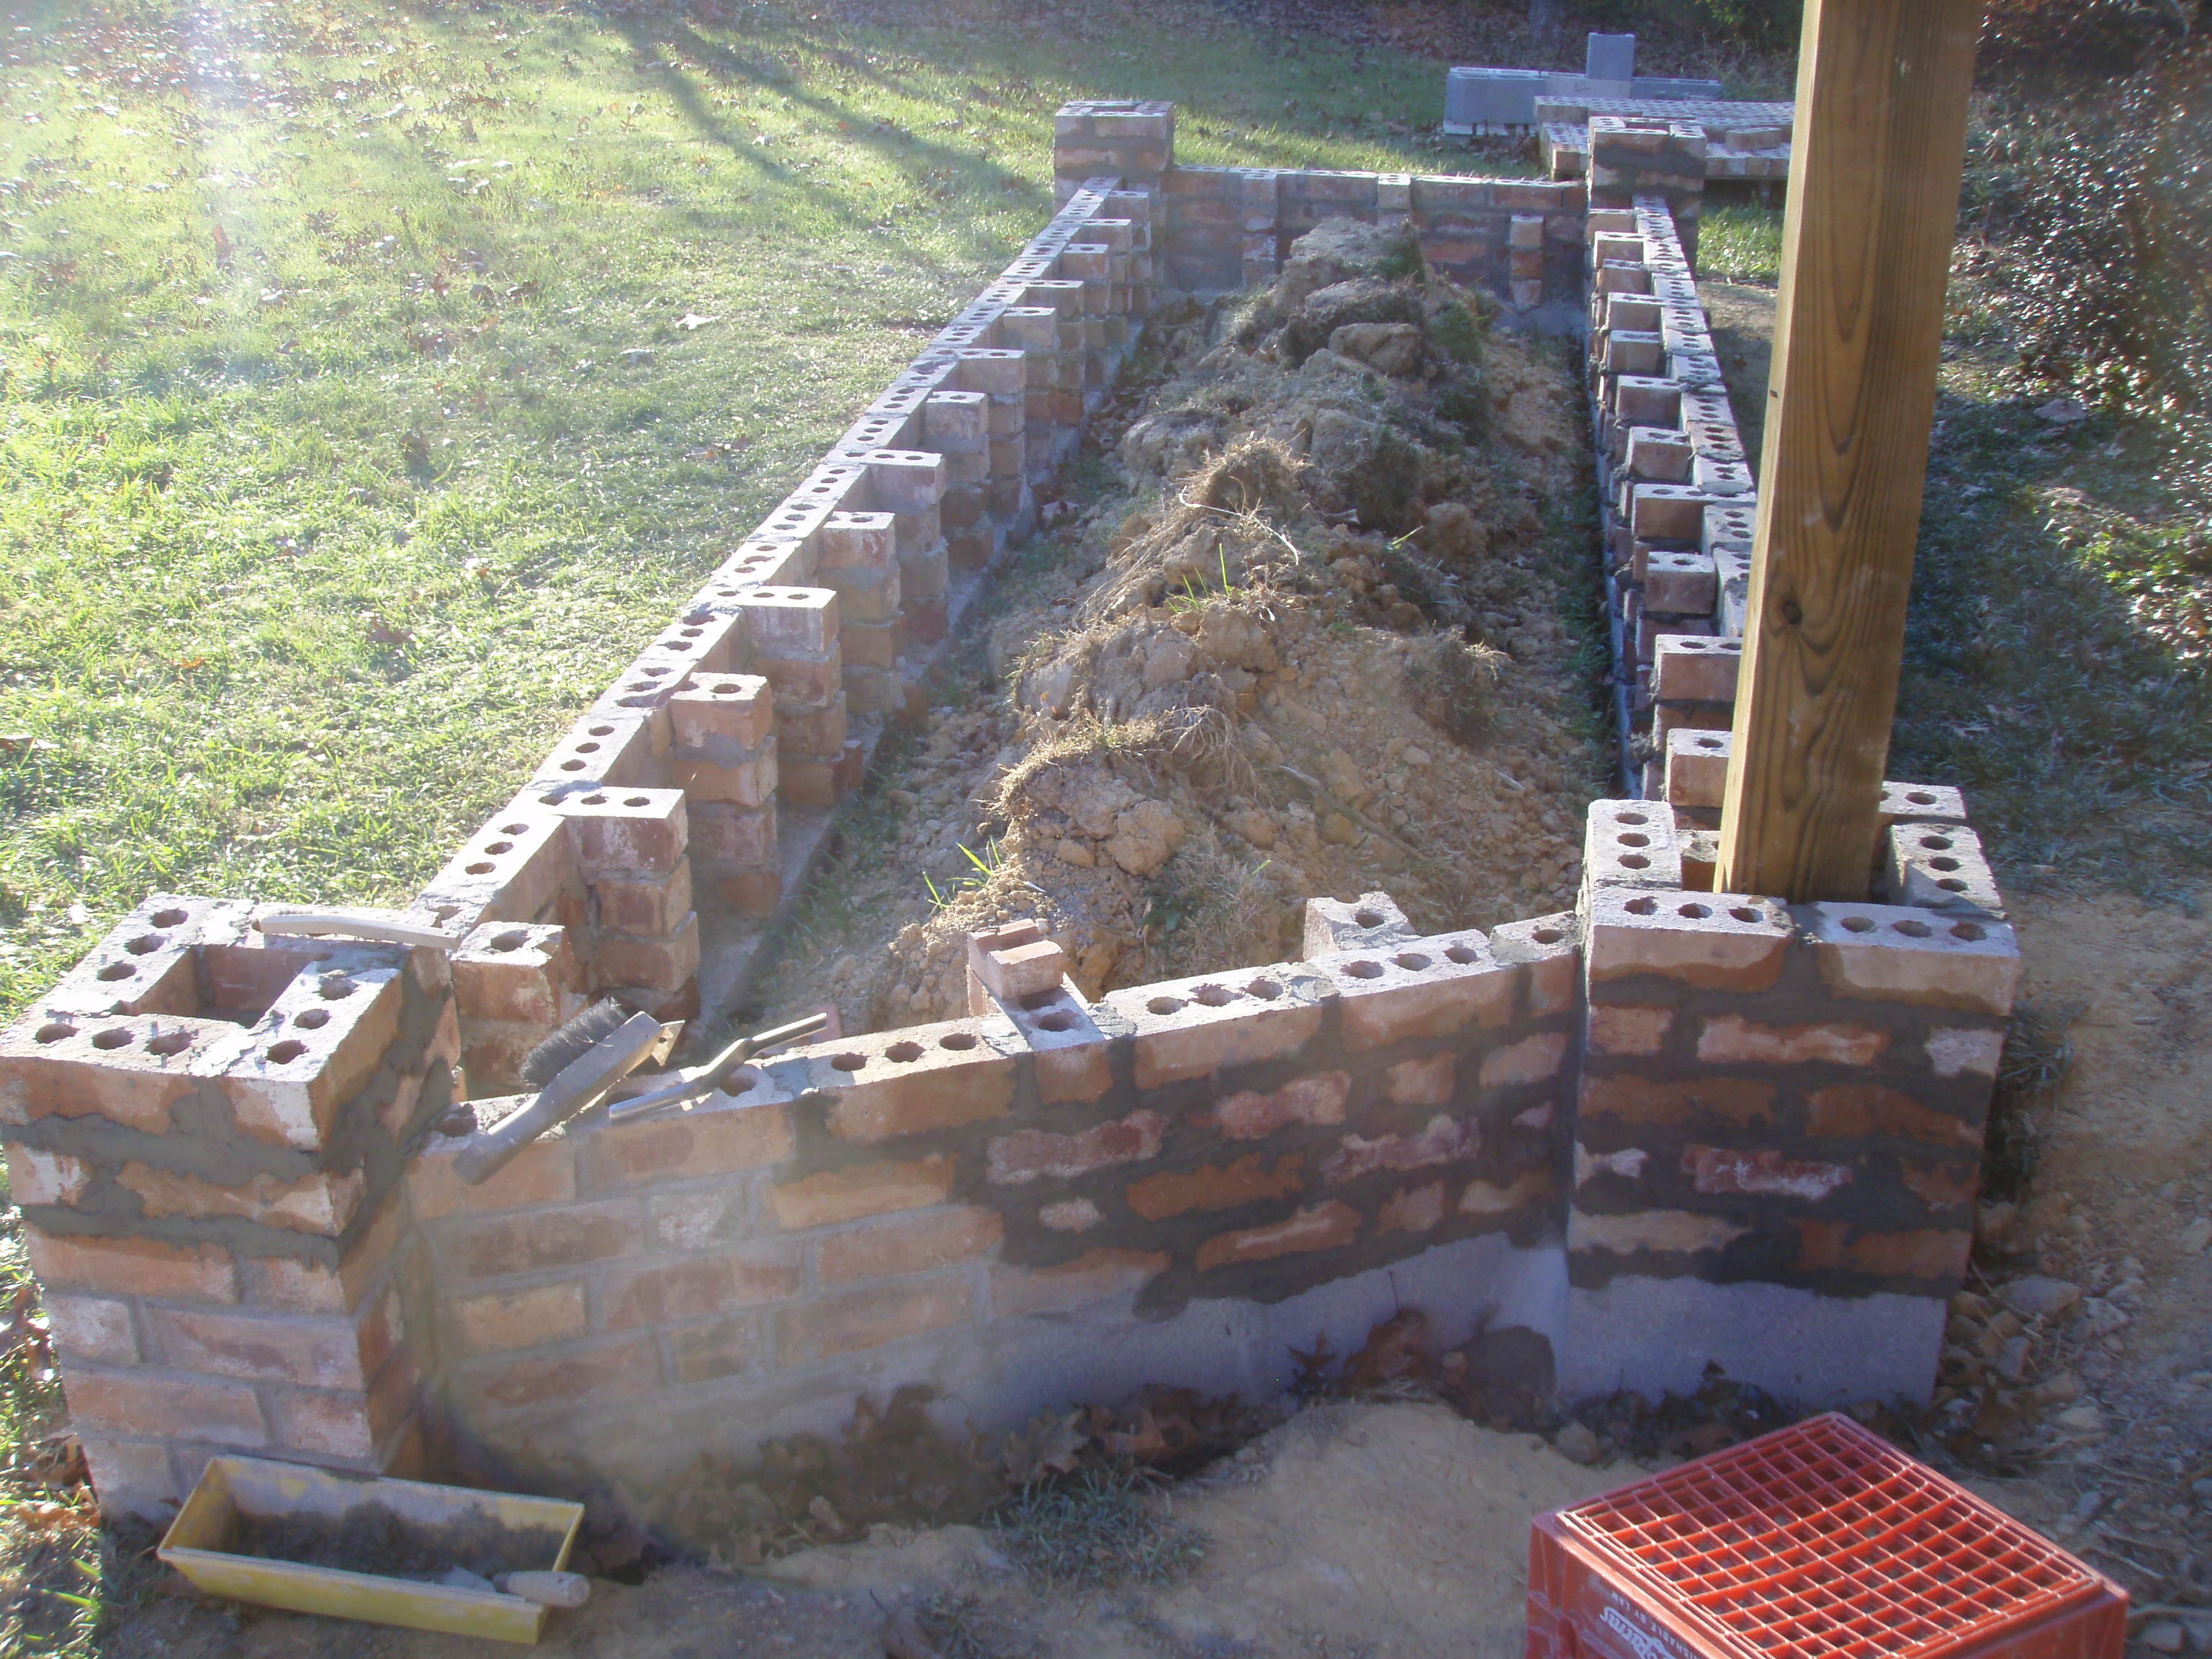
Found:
[1527,1413,2126,1659]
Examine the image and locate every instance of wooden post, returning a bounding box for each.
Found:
[1714,0,1981,903]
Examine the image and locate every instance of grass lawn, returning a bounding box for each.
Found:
[0,0,1496,1033]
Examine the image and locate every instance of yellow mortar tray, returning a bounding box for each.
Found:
[158,1455,585,1645]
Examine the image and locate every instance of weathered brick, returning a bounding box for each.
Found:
[45,1294,139,1367]
[1039,1198,1103,1232]
[796,1026,1017,1142]
[580,1100,793,1187]
[78,1437,179,1514]
[1318,939,1516,1051]
[1125,1154,1304,1220]
[1479,1030,1569,1087]
[1208,1072,1349,1141]
[1385,1054,1455,1107]
[1793,1222,1971,1282]
[1799,904,2021,1017]
[451,1280,588,1354]
[146,1305,380,1389]
[238,1200,401,1315]
[1681,1145,1855,1200]
[1586,889,1791,992]
[649,1187,750,1251]
[1578,1074,1776,1128]
[469,1336,661,1413]
[1378,1180,1447,1235]
[774,1277,971,1362]
[1804,1085,1979,1148]
[1696,1015,1889,1066]
[991,1248,1167,1316]
[2,1145,91,1207]
[1571,1210,1748,1255]
[1461,1169,1555,1214]
[1925,1027,2004,1077]
[115,1161,365,1238]
[1102,968,1328,1088]
[1901,1161,1981,1213]
[1587,1004,1673,1056]
[769,1155,955,1230]
[665,1316,758,1384]
[1195,1201,1362,1271]
[409,1130,578,1222]
[447,1201,644,1282]
[1323,1115,1478,1184]
[988,1111,1166,1185]
[24,1228,238,1303]
[66,1367,266,1446]
[593,913,701,997]
[600,1247,802,1330]
[816,1208,1004,1283]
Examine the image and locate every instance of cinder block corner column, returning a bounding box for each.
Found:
[1053,99,1172,207]
[1557,802,2018,1407]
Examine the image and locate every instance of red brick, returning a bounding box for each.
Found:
[1793,1222,1972,1282]
[815,1208,1003,1283]
[594,863,696,937]
[409,1131,578,1222]
[774,1277,971,1362]
[451,1280,588,1354]
[1385,1054,1454,1107]
[268,1354,415,1461]
[114,1161,365,1237]
[1901,1161,1981,1213]
[447,1201,644,1281]
[1,1145,91,1207]
[79,1437,179,1514]
[1585,889,1791,992]
[1105,972,1326,1089]
[1378,1180,1447,1235]
[238,1199,400,1314]
[1461,1169,1555,1215]
[469,1336,661,1412]
[66,1368,266,1446]
[545,789,688,876]
[1479,1030,1568,1087]
[451,924,580,1025]
[1804,1085,1979,1147]
[666,1316,758,1384]
[600,1247,802,1330]
[990,1248,1168,1317]
[805,1028,1017,1142]
[24,1228,238,1303]
[986,1110,1166,1185]
[769,1155,955,1230]
[1320,945,1517,1051]
[1681,1146,1855,1201]
[580,1102,793,1187]
[1,1014,245,1134]
[1196,1201,1362,1272]
[1126,1154,1304,1220]
[1578,1074,1776,1129]
[1586,1004,1673,1056]
[44,1294,138,1367]
[1322,1115,1478,1184]
[593,912,701,995]
[1696,1015,1889,1066]
[1572,1210,1748,1256]
[1208,1072,1349,1141]
[146,1305,377,1389]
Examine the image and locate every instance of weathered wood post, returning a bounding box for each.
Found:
[1714,0,1982,902]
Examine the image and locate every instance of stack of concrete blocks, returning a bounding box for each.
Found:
[1588,117,1706,270]
[1583,194,1758,796]
[1445,34,1722,138]
[1564,792,2017,1401]
[0,898,459,1517]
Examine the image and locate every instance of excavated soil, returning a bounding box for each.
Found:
[761,219,1604,1035]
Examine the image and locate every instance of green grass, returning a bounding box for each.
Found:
[1696,198,1784,283]
[0,0,1486,1024]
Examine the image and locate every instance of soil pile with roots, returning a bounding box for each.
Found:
[791,219,1606,1033]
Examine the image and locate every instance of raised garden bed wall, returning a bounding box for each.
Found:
[1,110,2020,1521]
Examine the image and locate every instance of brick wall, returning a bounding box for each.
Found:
[2,107,2024,1521]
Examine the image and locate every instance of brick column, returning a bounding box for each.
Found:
[0,898,457,1517]
[1560,798,2018,1406]
[1052,100,1172,206]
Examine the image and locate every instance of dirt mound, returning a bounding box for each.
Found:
[860,219,1604,1026]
